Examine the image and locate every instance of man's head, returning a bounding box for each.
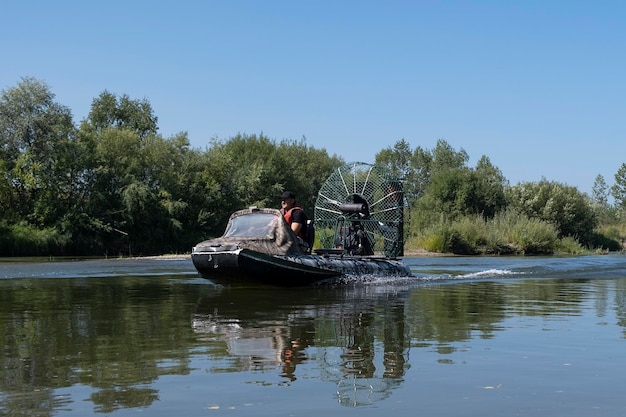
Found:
[280,191,296,210]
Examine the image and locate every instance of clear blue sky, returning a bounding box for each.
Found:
[3,1,625,195]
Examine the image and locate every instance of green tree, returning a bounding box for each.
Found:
[420,167,473,218]
[76,91,180,254]
[375,138,413,181]
[611,163,626,210]
[274,136,344,213]
[591,173,619,225]
[431,139,469,174]
[85,90,158,139]
[375,139,432,200]
[592,174,609,207]
[412,142,506,223]
[0,77,79,228]
[410,146,433,199]
[375,138,470,204]
[474,155,507,218]
[200,133,343,232]
[507,179,597,245]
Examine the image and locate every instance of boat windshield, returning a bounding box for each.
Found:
[224,212,279,238]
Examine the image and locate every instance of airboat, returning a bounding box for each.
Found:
[191,162,413,286]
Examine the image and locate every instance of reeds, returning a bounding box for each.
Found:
[411,209,579,255]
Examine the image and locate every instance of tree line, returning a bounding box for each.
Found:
[1,77,624,256]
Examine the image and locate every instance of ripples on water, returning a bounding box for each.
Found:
[0,257,198,280]
[1,254,626,416]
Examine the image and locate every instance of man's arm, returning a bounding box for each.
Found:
[290,209,306,234]
[291,222,303,234]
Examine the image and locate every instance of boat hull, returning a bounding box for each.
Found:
[191,248,412,287]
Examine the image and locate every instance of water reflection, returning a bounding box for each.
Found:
[189,278,626,407]
[1,261,626,415]
[0,274,201,416]
[191,286,409,405]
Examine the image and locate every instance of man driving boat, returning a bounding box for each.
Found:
[280,190,308,240]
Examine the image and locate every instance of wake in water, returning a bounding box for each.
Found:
[403,253,626,282]
[458,268,520,279]
[319,267,522,288]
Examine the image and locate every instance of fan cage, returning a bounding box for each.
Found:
[313,162,409,258]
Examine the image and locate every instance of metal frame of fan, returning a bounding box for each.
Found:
[314,162,408,258]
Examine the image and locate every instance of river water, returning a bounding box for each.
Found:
[1,254,626,416]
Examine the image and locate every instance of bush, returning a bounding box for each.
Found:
[417,233,447,253]
[0,221,69,256]
[587,231,622,252]
[492,209,558,254]
[448,216,485,255]
[409,209,559,255]
[447,229,479,255]
[413,216,483,254]
[556,236,585,255]
[506,180,597,246]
